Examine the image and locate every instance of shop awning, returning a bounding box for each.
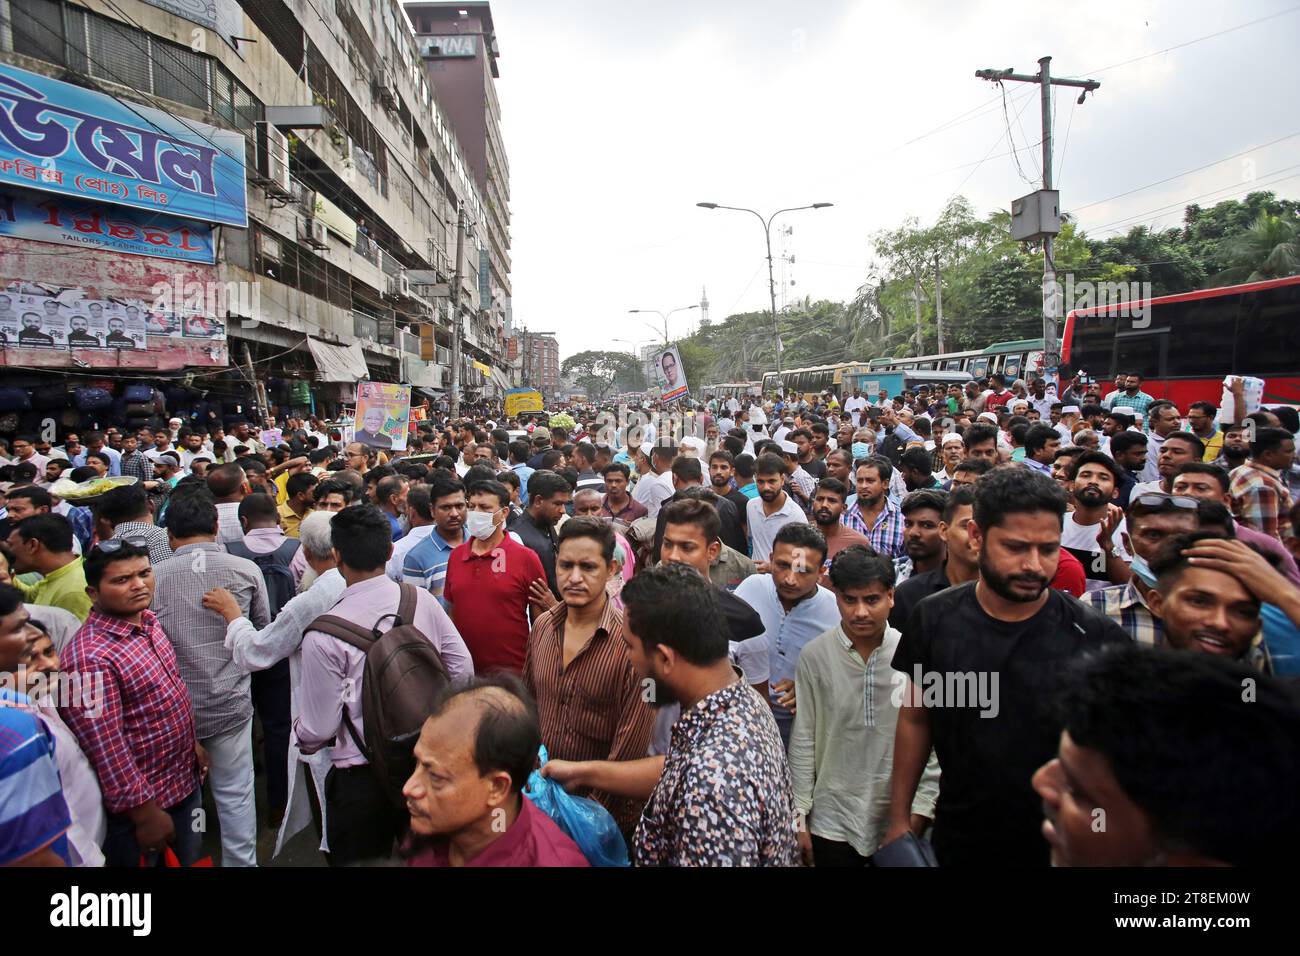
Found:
[490,367,513,391]
[307,338,369,382]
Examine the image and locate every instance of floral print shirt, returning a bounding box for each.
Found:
[634,679,799,867]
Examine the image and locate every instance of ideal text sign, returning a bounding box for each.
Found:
[0,62,248,227]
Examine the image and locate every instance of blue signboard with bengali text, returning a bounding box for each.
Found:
[0,187,214,263]
[0,62,247,227]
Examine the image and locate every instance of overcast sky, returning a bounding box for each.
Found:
[483,0,1300,364]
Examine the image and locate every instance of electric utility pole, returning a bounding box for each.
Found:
[976,56,1099,372]
[449,204,466,418]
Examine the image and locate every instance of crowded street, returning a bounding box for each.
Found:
[1,0,1298,936]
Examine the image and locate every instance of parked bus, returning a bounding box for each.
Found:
[761,362,863,400]
[700,382,760,402]
[867,339,1046,381]
[1062,275,1300,408]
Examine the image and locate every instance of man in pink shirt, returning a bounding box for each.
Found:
[402,676,588,867]
[295,505,473,866]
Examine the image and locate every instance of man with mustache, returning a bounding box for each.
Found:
[810,479,869,580]
[1060,452,1131,592]
[887,467,1128,867]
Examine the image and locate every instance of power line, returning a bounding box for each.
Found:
[1086,164,1300,235]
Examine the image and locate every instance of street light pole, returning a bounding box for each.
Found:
[696,202,832,381]
[628,305,700,345]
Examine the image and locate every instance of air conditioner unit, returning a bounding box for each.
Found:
[265,126,291,193]
[376,69,397,110]
[256,230,282,260]
[384,274,402,300]
[298,217,328,250]
[398,269,411,297]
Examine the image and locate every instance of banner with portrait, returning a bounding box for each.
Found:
[653,345,689,405]
[354,382,411,452]
[0,289,147,350]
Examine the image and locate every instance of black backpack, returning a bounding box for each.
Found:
[225,538,299,621]
[308,584,451,806]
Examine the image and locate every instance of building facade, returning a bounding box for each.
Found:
[0,0,512,432]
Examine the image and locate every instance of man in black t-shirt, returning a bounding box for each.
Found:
[887,467,1128,867]
[708,450,752,549]
[889,485,980,629]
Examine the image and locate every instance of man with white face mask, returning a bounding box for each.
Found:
[443,480,547,675]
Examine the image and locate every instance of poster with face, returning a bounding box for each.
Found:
[147,310,181,337]
[101,301,147,350]
[181,312,226,339]
[353,382,411,452]
[0,291,69,349]
[654,345,689,404]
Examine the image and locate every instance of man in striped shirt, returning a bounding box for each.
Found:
[401,474,467,608]
[524,518,654,837]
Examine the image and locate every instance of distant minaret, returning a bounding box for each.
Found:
[699,286,710,327]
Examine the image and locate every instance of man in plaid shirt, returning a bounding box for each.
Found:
[118,433,153,484]
[59,540,208,867]
[842,458,906,559]
[1102,373,1155,418]
[1230,427,1296,544]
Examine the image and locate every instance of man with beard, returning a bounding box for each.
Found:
[841,458,905,559]
[747,453,807,565]
[1107,431,1147,509]
[897,448,941,492]
[1060,452,1131,592]
[810,478,869,579]
[895,489,947,583]
[887,467,1128,867]
[708,450,753,547]
[1218,422,1251,470]
[889,485,980,629]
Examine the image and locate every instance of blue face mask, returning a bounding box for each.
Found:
[851,442,872,461]
[1130,552,1157,588]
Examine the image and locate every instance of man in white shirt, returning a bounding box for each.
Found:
[844,389,869,422]
[631,443,677,520]
[1061,451,1131,592]
[386,484,437,581]
[746,452,807,564]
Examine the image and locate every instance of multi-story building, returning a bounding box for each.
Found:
[0,0,511,430]
[507,331,558,399]
[405,2,511,382]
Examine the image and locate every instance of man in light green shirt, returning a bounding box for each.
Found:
[790,544,939,865]
[5,514,92,622]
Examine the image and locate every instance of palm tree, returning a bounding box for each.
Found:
[1213,212,1300,284]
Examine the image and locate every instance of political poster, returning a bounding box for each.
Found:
[0,289,67,348]
[504,388,544,417]
[354,382,411,452]
[653,345,689,404]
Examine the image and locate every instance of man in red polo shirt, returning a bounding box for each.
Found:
[444,479,546,674]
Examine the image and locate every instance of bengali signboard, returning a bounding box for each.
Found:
[0,187,214,263]
[0,62,248,227]
[504,388,544,417]
[354,382,411,452]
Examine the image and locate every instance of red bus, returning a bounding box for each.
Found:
[1062,274,1300,410]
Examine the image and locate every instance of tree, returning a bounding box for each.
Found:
[1213,210,1300,284]
[559,350,646,402]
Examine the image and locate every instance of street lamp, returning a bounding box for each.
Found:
[627,305,700,345]
[696,201,832,377]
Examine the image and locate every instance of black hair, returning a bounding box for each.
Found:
[238,493,279,525]
[621,563,729,665]
[856,455,894,484]
[1194,500,1237,536]
[1059,642,1300,866]
[164,489,219,539]
[1251,427,1293,458]
[427,674,540,794]
[463,463,500,487]
[828,544,896,591]
[1009,423,1030,446]
[1068,450,1122,484]
[898,447,934,474]
[329,505,393,572]
[1148,530,1235,590]
[1173,461,1229,494]
[670,457,703,484]
[527,469,571,502]
[952,457,993,478]
[942,484,977,523]
[1107,411,1135,430]
[286,472,318,498]
[10,514,73,553]
[972,466,1066,531]
[314,478,354,504]
[1080,403,1104,419]
[5,485,52,510]
[708,449,735,466]
[467,479,511,509]
[1270,405,1300,433]
[901,488,947,517]
[772,521,828,564]
[509,440,532,464]
[661,496,721,545]
[1024,423,1059,457]
[600,461,630,480]
[206,463,246,499]
[0,581,22,618]
[733,453,757,481]
[1108,431,1148,456]
[754,452,785,478]
[495,469,520,491]
[721,435,745,457]
[375,474,408,506]
[572,442,596,466]
[83,541,151,589]
[557,515,616,562]
[815,477,848,502]
[963,423,998,449]
[1163,432,1205,459]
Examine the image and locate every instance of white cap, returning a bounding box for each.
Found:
[680,436,707,456]
[779,439,799,455]
[169,417,182,426]
[978,412,999,424]
[941,433,965,447]
[639,441,654,457]
[1062,405,1081,415]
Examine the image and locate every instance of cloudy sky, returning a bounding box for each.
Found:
[483,0,1300,363]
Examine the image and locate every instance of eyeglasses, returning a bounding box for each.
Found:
[91,535,149,556]
[1130,493,1199,512]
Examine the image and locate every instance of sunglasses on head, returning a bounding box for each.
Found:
[91,535,149,556]
[1130,493,1199,513]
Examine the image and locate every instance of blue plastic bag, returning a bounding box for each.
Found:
[524,746,630,867]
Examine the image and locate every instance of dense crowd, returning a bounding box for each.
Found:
[0,366,1298,867]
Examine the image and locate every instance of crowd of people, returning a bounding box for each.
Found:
[0,367,1297,868]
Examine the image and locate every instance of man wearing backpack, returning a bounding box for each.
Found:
[224,493,300,831]
[296,505,474,866]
